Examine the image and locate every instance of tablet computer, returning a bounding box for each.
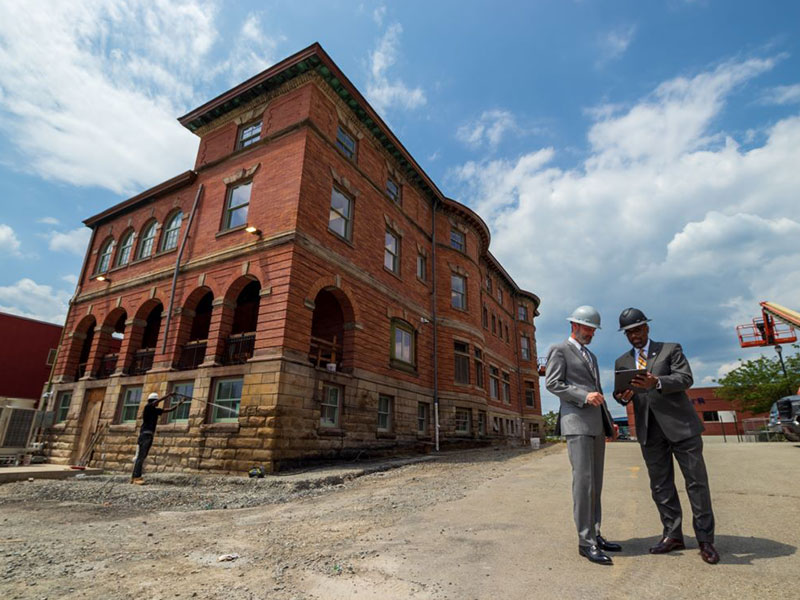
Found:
[614,368,647,392]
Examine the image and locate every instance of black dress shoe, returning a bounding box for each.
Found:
[649,536,686,554]
[699,542,720,564]
[579,544,613,565]
[597,535,622,552]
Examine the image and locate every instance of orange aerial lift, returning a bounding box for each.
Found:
[736,301,798,348]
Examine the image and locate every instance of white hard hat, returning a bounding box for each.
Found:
[567,305,602,329]
[147,392,159,401]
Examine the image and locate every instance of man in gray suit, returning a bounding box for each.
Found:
[613,308,719,564]
[546,305,620,565]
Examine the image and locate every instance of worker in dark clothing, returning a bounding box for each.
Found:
[131,392,185,484]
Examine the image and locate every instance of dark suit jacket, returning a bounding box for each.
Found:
[614,341,703,444]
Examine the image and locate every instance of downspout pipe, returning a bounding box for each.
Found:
[162,183,204,354]
[431,198,440,452]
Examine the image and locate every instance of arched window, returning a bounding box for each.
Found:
[96,238,114,274]
[160,211,183,252]
[136,221,157,259]
[115,230,134,267]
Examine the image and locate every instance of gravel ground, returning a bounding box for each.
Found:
[0,446,549,600]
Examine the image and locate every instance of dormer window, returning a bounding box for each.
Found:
[386,177,400,203]
[161,211,183,251]
[115,231,134,267]
[336,126,356,160]
[450,229,465,253]
[95,238,114,274]
[236,121,262,150]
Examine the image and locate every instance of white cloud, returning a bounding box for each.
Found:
[597,24,637,66]
[0,224,21,256]
[61,274,79,286]
[760,83,800,105]
[37,217,60,225]
[0,1,283,195]
[373,5,387,26]
[366,24,426,115]
[0,278,72,325]
[49,227,92,256]
[447,56,800,409]
[457,110,518,150]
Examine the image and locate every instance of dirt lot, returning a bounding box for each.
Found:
[1,441,798,600]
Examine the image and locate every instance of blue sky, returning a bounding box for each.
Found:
[1,1,798,415]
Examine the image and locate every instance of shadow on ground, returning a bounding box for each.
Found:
[614,534,796,564]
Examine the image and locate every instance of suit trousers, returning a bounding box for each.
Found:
[566,434,605,547]
[641,414,715,543]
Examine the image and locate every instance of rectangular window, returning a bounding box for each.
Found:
[703,411,720,422]
[455,407,471,433]
[236,120,262,149]
[320,383,342,428]
[329,187,353,240]
[525,381,535,408]
[417,402,429,433]
[482,306,488,328]
[497,288,503,305]
[336,126,356,159]
[384,230,400,273]
[485,275,492,293]
[223,181,252,230]
[378,394,393,431]
[417,254,427,281]
[120,387,142,423]
[168,381,194,422]
[450,229,465,252]
[46,348,57,366]
[518,305,529,321]
[478,411,486,436]
[454,341,470,385]
[391,321,415,366]
[491,314,497,334]
[212,378,242,423]
[489,366,500,399]
[451,274,466,310]
[502,372,511,404]
[521,336,531,360]
[55,391,72,423]
[498,321,504,341]
[505,324,510,342]
[386,177,400,203]
[474,348,484,389]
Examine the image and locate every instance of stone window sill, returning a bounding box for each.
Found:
[109,424,136,433]
[215,225,248,239]
[317,427,345,437]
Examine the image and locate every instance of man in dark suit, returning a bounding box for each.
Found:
[613,308,719,564]
[546,305,620,565]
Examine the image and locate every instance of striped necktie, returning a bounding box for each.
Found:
[637,348,647,369]
[581,346,596,378]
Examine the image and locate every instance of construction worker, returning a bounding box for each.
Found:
[131,392,185,485]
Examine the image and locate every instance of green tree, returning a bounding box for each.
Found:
[543,410,559,436]
[716,345,800,413]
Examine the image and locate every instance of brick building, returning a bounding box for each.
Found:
[42,44,542,473]
[0,312,62,456]
[625,386,763,439]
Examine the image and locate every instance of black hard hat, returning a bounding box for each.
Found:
[618,307,651,331]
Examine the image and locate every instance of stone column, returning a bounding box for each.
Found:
[202,298,236,366]
[115,318,146,375]
[81,326,114,380]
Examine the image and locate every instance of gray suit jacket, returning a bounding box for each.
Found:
[545,340,614,437]
[614,341,703,444]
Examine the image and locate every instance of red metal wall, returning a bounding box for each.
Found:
[0,312,62,402]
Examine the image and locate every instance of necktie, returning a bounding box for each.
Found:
[581,346,596,378]
[637,348,647,369]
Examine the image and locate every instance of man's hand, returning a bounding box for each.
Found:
[614,389,634,404]
[631,372,659,390]
[585,392,605,406]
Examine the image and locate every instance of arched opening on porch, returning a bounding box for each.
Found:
[309,287,355,372]
[96,309,126,377]
[174,288,214,370]
[68,315,96,380]
[223,279,260,365]
[130,301,163,374]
